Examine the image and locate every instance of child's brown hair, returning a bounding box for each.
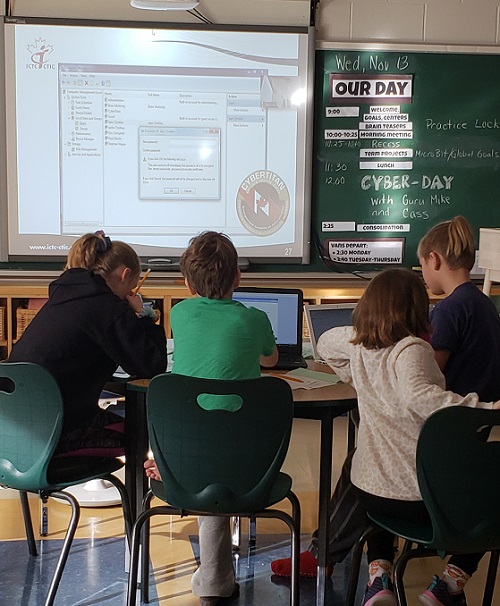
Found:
[180,231,238,299]
[65,232,140,278]
[351,268,431,349]
[417,215,475,271]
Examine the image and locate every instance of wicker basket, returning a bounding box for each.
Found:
[16,308,39,339]
[0,306,5,341]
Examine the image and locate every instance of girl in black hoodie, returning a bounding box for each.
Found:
[9,231,167,456]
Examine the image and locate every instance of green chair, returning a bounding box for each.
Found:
[0,362,132,606]
[126,373,301,606]
[347,406,500,606]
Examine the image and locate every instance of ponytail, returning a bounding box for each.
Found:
[65,232,140,278]
[417,216,475,271]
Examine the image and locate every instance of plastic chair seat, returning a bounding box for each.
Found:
[149,471,293,515]
[0,362,132,606]
[368,513,434,546]
[347,406,500,606]
[126,374,301,606]
[46,456,124,486]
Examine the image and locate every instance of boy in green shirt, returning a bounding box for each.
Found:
[145,231,277,606]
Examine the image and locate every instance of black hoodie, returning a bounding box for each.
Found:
[9,268,167,434]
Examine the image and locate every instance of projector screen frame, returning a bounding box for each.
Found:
[1,15,314,266]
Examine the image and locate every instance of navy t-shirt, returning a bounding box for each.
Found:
[430,281,500,401]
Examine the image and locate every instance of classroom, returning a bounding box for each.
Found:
[1,1,500,605]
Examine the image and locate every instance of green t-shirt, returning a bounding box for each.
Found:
[171,297,276,381]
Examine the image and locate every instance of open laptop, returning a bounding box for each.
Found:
[232,287,307,370]
[305,303,356,362]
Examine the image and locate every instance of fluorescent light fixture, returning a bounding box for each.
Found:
[130,0,199,10]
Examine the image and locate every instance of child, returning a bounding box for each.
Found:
[418,215,500,401]
[416,215,500,604]
[8,231,167,457]
[273,268,498,606]
[319,268,500,606]
[145,231,277,606]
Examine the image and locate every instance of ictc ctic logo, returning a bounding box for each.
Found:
[27,38,54,69]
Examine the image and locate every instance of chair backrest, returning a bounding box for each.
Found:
[417,406,500,553]
[146,373,294,514]
[0,362,63,491]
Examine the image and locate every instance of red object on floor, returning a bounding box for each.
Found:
[271,549,333,578]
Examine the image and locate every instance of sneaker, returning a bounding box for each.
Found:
[419,575,468,606]
[361,573,397,606]
[271,550,333,578]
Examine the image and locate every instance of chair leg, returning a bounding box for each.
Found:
[40,495,49,536]
[274,490,301,606]
[127,506,173,606]
[19,491,37,556]
[393,545,431,606]
[140,491,155,604]
[346,525,376,606]
[43,491,80,606]
[482,550,499,606]
[105,473,133,546]
[259,495,301,606]
[249,515,257,546]
[290,492,301,606]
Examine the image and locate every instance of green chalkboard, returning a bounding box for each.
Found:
[313,46,500,269]
[3,47,500,275]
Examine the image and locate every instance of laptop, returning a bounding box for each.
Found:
[304,303,356,362]
[232,287,307,370]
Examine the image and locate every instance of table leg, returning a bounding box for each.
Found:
[125,389,149,521]
[347,410,357,453]
[316,410,334,606]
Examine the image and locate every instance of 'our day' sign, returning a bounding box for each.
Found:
[330,74,413,105]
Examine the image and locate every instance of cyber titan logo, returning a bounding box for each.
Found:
[236,170,290,237]
[27,38,55,70]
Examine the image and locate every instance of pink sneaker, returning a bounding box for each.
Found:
[361,573,396,606]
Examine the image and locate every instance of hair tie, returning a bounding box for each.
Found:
[94,230,111,253]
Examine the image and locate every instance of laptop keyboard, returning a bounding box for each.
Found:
[273,353,307,370]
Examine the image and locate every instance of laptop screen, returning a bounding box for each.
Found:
[305,303,356,359]
[232,288,303,349]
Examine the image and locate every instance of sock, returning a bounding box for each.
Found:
[271,550,316,576]
[442,563,470,594]
[271,550,333,577]
[368,559,392,585]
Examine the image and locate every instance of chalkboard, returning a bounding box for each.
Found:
[313,46,500,269]
[2,46,500,275]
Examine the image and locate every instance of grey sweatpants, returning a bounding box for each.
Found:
[191,516,236,598]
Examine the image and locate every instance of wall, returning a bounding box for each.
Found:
[6,0,500,46]
[2,0,498,273]
[317,0,500,45]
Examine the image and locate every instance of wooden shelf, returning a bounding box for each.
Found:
[0,275,497,357]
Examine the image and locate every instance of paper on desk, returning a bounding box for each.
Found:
[266,368,342,390]
[98,390,125,410]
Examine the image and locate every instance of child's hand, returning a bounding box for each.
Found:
[126,292,144,315]
[144,458,162,481]
[493,400,500,410]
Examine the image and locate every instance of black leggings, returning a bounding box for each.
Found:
[355,487,484,576]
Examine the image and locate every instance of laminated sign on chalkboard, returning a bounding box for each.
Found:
[314,48,500,268]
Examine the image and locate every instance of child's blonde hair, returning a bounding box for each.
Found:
[352,268,431,349]
[417,216,476,271]
[65,232,140,278]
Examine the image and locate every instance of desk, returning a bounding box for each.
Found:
[124,363,357,606]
